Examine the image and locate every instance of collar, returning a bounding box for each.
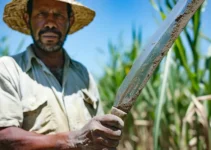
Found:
[24,44,72,72]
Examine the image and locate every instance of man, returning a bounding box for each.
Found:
[0,0,124,149]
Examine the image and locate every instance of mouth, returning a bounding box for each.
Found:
[41,32,59,40]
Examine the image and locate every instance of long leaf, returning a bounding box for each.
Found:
[192,8,202,74]
[154,48,172,150]
[174,37,199,92]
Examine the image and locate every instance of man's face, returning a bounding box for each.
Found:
[27,0,72,52]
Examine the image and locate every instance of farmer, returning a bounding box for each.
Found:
[0,0,124,149]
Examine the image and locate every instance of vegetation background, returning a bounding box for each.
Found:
[98,0,211,149]
[1,0,211,149]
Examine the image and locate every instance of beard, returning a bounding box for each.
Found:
[30,26,68,52]
[34,38,64,52]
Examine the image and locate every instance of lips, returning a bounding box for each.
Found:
[41,32,59,40]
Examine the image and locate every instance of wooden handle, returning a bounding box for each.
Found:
[111,107,127,120]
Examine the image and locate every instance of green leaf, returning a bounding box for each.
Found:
[149,0,160,11]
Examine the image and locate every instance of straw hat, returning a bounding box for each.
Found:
[3,0,95,34]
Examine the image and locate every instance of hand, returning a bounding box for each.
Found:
[73,114,124,150]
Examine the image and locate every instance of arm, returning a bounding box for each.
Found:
[0,114,124,150]
[0,58,78,150]
[0,58,124,149]
[0,127,77,150]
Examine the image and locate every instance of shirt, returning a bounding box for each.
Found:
[0,45,104,134]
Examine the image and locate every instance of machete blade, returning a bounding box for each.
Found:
[111,0,205,117]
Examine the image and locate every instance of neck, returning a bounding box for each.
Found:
[32,44,64,69]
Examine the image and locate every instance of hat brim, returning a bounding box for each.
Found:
[3,0,95,35]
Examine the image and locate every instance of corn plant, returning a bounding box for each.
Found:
[98,0,211,149]
[151,0,211,149]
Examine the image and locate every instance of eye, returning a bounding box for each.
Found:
[54,13,65,20]
[37,11,48,17]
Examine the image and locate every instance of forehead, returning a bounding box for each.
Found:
[33,0,68,11]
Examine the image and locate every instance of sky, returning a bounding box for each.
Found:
[0,0,211,80]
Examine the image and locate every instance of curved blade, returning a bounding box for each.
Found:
[113,0,205,113]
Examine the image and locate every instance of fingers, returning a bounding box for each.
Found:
[90,114,123,148]
[91,114,124,140]
[95,114,124,130]
[93,132,119,148]
[92,124,121,140]
[78,114,124,150]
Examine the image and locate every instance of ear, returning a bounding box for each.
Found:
[23,13,30,28]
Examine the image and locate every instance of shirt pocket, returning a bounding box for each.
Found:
[21,95,56,134]
[81,89,99,117]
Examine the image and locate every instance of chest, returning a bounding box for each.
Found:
[18,65,96,134]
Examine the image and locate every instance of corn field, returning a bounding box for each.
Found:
[1,0,211,150]
[98,0,211,149]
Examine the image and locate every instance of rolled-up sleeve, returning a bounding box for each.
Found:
[0,57,23,127]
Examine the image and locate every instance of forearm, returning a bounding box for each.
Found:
[0,127,80,150]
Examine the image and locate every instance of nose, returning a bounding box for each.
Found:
[44,14,57,29]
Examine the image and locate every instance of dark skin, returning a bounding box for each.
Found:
[0,115,123,150]
[26,0,73,69]
[0,0,124,149]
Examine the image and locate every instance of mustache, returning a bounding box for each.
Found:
[39,28,62,38]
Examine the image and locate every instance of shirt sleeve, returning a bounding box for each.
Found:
[0,57,23,127]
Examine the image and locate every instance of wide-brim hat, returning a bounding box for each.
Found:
[3,0,95,34]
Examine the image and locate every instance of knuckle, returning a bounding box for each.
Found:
[107,129,122,137]
[95,137,104,144]
[116,129,122,136]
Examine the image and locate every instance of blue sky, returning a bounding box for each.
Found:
[0,0,211,79]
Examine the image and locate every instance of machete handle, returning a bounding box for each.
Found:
[111,106,127,120]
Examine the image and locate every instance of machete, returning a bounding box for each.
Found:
[111,0,205,119]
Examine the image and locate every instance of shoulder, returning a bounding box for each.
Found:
[0,56,22,81]
[71,59,97,81]
[71,59,87,71]
[71,59,98,88]
[10,49,32,72]
[70,59,91,88]
[11,51,25,63]
[0,56,19,69]
[11,51,28,69]
[71,59,89,77]
[0,55,16,62]
[0,50,28,73]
